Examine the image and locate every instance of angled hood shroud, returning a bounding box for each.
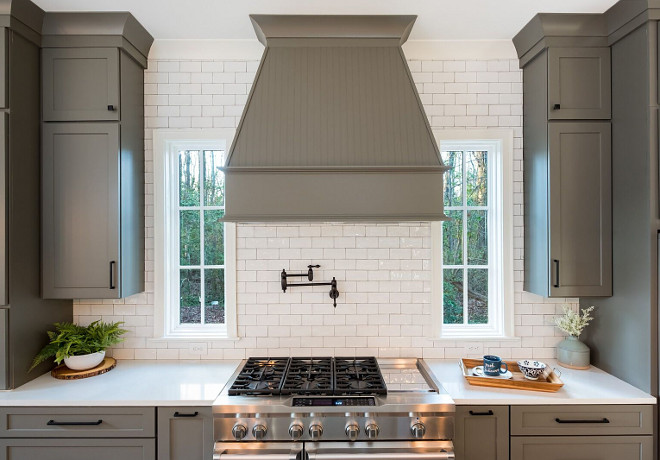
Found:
[223,15,448,222]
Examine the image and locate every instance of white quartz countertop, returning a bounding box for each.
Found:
[0,360,241,406]
[425,359,656,405]
[0,358,654,407]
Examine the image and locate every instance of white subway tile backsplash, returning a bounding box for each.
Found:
[72,57,576,360]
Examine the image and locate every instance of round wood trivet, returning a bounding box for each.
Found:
[51,357,117,380]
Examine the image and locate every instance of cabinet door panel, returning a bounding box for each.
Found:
[42,48,119,121]
[548,48,611,120]
[0,438,155,460]
[454,406,508,460]
[0,112,6,306]
[511,436,652,460]
[0,309,6,390]
[157,407,213,460]
[0,29,6,109]
[42,123,120,298]
[549,122,612,297]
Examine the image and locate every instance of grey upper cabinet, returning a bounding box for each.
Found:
[157,407,213,460]
[454,406,509,460]
[548,122,612,297]
[514,14,612,298]
[42,123,120,299]
[0,29,6,109]
[42,47,120,121]
[548,47,611,120]
[40,13,153,300]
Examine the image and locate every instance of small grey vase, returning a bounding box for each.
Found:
[557,336,590,369]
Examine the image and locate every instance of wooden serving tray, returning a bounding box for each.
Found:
[51,357,117,380]
[460,358,564,393]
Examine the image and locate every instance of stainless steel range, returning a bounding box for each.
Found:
[213,357,455,459]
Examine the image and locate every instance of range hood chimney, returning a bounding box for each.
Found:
[223,15,448,222]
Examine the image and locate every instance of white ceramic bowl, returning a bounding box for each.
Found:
[517,359,547,380]
[64,351,105,371]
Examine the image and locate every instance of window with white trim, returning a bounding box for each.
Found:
[154,130,237,339]
[432,131,514,338]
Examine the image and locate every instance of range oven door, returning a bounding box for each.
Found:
[214,442,304,460]
[306,441,455,460]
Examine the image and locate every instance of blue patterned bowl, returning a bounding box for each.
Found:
[517,360,547,380]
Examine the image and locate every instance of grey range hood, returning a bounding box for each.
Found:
[223,15,449,222]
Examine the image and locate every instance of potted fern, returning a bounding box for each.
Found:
[31,321,127,372]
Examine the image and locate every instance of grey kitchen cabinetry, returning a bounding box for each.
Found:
[510,436,653,460]
[157,407,213,460]
[41,13,152,299]
[0,438,155,460]
[514,15,612,298]
[0,0,72,389]
[0,406,156,438]
[454,406,508,460]
[547,47,611,120]
[42,47,120,121]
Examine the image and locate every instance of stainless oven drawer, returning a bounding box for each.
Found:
[214,442,302,460]
[307,441,454,460]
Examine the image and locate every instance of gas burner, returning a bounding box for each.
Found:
[334,357,387,395]
[228,357,290,395]
[281,357,334,395]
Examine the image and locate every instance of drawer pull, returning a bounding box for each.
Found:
[47,419,103,426]
[469,410,494,416]
[174,411,199,418]
[555,417,610,424]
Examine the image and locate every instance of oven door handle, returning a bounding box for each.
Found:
[310,453,454,460]
[214,455,298,460]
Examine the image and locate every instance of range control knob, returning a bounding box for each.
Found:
[232,423,247,441]
[252,424,267,441]
[345,421,360,442]
[309,422,324,441]
[411,421,426,439]
[365,422,380,440]
[289,422,304,441]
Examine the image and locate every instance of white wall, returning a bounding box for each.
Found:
[73,46,578,360]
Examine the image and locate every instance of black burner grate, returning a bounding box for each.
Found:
[281,357,334,395]
[229,356,387,396]
[334,356,387,395]
[228,357,290,396]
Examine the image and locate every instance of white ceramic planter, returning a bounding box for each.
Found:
[64,351,105,371]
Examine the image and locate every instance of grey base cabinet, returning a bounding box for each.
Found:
[157,407,213,460]
[0,438,155,460]
[510,436,653,460]
[454,406,509,460]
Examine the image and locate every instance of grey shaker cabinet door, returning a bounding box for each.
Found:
[0,309,6,389]
[548,122,612,297]
[0,438,155,460]
[42,48,120,122]
[42,123,121,299]
[0,112,6,306]
[0,29,6,109]
[454,406,509,460]
[157,407,213,460]
[510,436,653,460]
[548,47,611,120]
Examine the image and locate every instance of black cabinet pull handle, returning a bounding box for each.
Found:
[173,411,199,418]
[109,261,116,289]
[469,410,494,416]
[553,104,561,110]
[553,259,560,288]
[48,419,103,426]
[555,418,610,424]
[107,105,116,111]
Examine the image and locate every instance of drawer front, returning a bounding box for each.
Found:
[510,405,653,436]
[0,438,155,460]
[0,407,155,438]
[511,436,653,460]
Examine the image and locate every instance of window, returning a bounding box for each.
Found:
[153,130,237,339]
[432,130,514,339]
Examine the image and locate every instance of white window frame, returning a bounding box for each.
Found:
[153,129,237,339]
[431,129,514,339]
